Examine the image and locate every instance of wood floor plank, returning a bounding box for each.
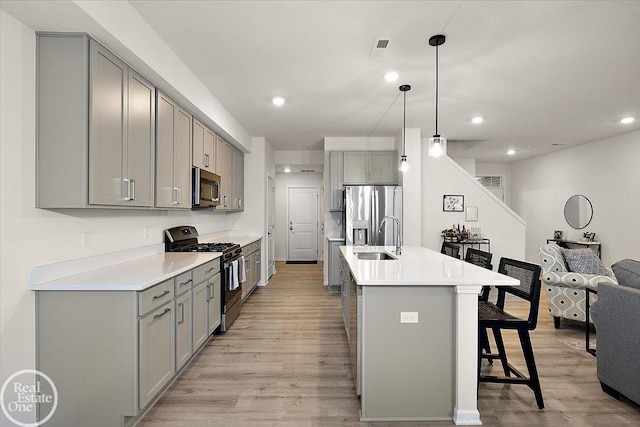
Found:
[138,262,640,426]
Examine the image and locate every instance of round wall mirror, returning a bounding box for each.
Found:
[564,195,593,229]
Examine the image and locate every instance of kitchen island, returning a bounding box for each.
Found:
[340,245,519,425]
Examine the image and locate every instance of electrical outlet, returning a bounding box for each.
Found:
[400,312,418,324]
[81,232,90,248]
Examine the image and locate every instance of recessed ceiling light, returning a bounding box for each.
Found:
[272,96,285,106]
[283,167,291,173]
[507,149,516,155]
[384,71,399,82]
[471,116,483,124]
[620,117,635,124]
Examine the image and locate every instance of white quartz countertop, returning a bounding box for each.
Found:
[30,252,221,291]
[340,245,519,287]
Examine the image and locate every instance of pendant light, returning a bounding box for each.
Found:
[428,34,447,158]
[399,84,411,172]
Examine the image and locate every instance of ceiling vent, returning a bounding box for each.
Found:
[371,37,391,57]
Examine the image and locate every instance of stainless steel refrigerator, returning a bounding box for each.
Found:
[343,185,403,246]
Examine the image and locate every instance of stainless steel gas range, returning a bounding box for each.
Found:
[164,226,243,331]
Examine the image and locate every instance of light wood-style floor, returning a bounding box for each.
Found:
[139,262,640,426]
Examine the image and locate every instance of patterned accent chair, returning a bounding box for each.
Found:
[539,243,617,328]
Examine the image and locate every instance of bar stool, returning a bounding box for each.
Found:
[478,257,544,409]
[441,242,461,259]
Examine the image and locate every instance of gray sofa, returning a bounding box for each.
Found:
[592,258,640,405]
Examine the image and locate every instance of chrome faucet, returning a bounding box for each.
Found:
[379,215,402,255]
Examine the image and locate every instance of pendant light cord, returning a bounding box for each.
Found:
[435,44,439,136]
[403,90,407,155]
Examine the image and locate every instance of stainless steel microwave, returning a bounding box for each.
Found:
[192,167,221,208]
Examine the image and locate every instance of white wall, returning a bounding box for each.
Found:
[421,151,526,265]
[0,12,237,419]
[397,129,422,246]
[274,173,324,261]
[453,158,476,177]
[274,150,324,166]
[227,137,275,282]
[510,130,640,265]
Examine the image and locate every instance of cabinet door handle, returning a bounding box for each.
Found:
[153,307,171,320]
[130,179,135,201]
[223,195,227,208]
[179,279,192,287]
[153,290,170,300]
[177,302,184,324]
[173,187,179,204]
[178,187,183,204]
[205,267,215,273]
[123,178,132,201]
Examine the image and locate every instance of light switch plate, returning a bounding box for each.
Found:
[400,312,418,324]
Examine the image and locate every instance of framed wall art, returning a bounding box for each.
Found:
[443,195,464,212]
[465,206,478,221]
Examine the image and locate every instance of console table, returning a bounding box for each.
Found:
[546,239,601,259]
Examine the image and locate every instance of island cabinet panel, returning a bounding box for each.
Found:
[360,286,454,421]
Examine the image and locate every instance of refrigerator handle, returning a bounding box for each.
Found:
[371,189,378,245]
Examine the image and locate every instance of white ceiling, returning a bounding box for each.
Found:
[4,1,640,162]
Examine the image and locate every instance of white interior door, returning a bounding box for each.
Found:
[267,175,276,276]
[287,187,318,261]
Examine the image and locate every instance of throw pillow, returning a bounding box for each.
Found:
[560,248,611,277]
[612,259,640,290]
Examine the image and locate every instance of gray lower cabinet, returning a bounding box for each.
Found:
[192,281,209,350]
[139,300,175,409]
[241,240,262,300]
[207,273,222,334]
[328,239,345,292]
[36,33,155,208]
[339,253,350,340]
[156,91,192,209]
[35,259,220,427]
[175,285,193,371]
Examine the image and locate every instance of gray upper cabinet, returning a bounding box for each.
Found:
[329,152,344,211]
[193,119,216,173]
[37,34,155,208]
[215,136,231,209]
[214,136,244,211]
[233,148,244,210]
[342,151,397,185]
[156,91,192,209]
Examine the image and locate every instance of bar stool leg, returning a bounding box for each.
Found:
[518,329,544,409]
[492,328,510,377]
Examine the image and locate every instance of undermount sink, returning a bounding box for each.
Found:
[354,251,397,260]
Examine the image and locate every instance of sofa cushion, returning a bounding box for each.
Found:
[612,259,640,290]
[560,248,612,277]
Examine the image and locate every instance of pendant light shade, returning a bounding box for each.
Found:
[428,34,447,158]
[399,84,411,172]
